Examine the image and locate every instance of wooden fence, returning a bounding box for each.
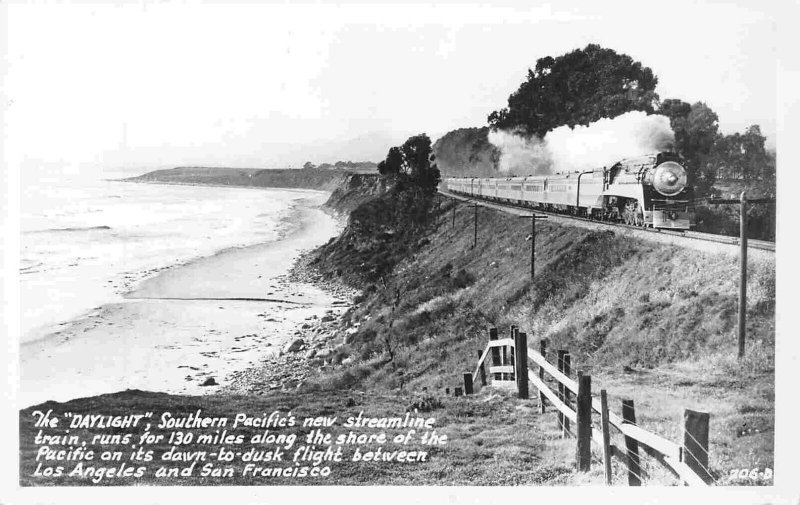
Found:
[457,326,714,486]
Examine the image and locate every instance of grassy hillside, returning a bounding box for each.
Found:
[301,186,774,483]
[311,191,774,379]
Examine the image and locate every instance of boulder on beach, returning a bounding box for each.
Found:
[284,338,305,353]
[201,377,219,386]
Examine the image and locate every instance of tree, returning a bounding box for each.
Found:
[709,125,772,184]
[658,98,692,125]
[377,134,441,192]
[400,134,441,191]
[302,161,317,170]
[432,127,501,177]
[377,146,403,176]
[658,100,720,195]
[488,44,659,136]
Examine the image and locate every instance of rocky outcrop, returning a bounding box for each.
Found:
[324,173,386,213]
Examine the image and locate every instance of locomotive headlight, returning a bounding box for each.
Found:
[650,161,688,197]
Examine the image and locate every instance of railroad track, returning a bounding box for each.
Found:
[439,189,775,253]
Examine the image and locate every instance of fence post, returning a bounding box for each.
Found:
[489,327,500,381]
[622,399,642,486]
[463,373,473,395]
[454,387,463,397]
[557,350,568,436]
[514,332,529,399]
[563,353,572,437]
[683,409,712,484]
[477,349,486,386]
[538,339,548,413]
[600,390,613,485]
[576,372,592,472]
[506,326,516,381]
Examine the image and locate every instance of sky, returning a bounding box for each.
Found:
[2,0,780,178]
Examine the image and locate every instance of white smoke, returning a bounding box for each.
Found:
[545,111,675,172]
[487,128,552,175]
[488,111,675,174]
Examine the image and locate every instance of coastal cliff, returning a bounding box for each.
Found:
[323,173,386,213]
[128,166,350,191]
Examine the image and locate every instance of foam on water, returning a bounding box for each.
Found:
[20,178,306,341]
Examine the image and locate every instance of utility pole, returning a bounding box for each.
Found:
[519,212,547,280]
[705,192,775,359]
[471,202,478,248]
[739,191,747,358]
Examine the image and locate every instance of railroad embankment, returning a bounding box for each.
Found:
[313,183,774,379]
[299,179,774,482]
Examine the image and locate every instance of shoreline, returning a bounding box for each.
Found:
[219,250,360,395]
[21,182,324,344]
[19,189,351,408]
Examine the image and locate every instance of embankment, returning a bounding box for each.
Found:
[311,187,774,385]
[299,180,774,482]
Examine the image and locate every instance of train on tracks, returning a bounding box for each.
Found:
[444,152,695,230]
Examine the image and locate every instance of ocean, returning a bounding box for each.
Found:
[20,176,305,342]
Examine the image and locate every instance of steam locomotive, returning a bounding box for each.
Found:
[444,152,695,229]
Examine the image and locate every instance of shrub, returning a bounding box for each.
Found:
[408,392,443,413]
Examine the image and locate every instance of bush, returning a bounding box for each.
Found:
[408,392,443,413]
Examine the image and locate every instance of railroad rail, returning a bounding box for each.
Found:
[439,189,775,253]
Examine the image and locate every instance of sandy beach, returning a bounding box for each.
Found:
[19,191,353,408]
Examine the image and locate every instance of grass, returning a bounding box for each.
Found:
[21,388,600,486]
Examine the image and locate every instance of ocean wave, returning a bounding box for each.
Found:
[20,260,43,273]
[26,225,112,234]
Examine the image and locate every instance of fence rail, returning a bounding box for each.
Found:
[462,326,713,486]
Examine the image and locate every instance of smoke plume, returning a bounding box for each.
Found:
[487,129,552,175]
[488,111,675,175]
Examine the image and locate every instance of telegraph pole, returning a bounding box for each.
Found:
[471,202,478,248]
[705,192,775,359]
[739,191,747,358]
[519,212,547,280]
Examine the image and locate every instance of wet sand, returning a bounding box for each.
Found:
[19,193,350,408]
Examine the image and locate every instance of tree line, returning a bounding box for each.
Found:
[303,160,377,171]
